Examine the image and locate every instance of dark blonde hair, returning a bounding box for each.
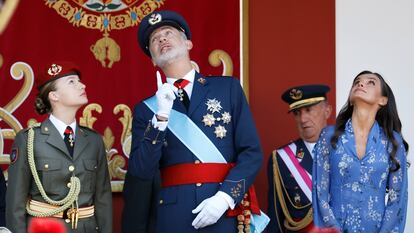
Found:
[34,81,56,115]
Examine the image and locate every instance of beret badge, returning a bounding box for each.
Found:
[289,88,303,100]
[149,13,162,25]
[47,64,62,76]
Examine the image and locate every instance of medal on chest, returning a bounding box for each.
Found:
[202,98,232,139]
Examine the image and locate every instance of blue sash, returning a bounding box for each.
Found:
[144,96,227,163]
[144,96,269,232]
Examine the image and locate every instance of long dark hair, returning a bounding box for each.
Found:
[330,71,409,171]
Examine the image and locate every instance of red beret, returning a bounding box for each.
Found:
[36,61,80,90]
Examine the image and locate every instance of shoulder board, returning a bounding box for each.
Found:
[205,75,233,78]
[204,76,236,81]
[78,125,99,134]
[21,123,41,132]
[30,122,41,128]
[277,140,298,151]
[79,125,95,131]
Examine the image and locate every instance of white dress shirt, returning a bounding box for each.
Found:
[303,140,316,159]
[49,114,77,139]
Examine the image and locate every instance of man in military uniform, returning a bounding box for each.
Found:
[6,62,112,233]
[126,10,266,233]
[122,170,160,233]
[267,85,332,233]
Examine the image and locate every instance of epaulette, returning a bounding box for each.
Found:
[30,122,42,128]
[22,122,41,132]
[276,140,296,151]
[205,75,234,79]
[78,125,99,134]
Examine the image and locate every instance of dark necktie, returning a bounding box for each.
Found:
[64,126,74,156]
[174,79,190,110]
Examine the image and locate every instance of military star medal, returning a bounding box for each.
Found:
[221,112,231,124]
[68,134,74,147]
[214,125,227,139]
[203,98,231,138]
[178,88,185,101]
[206,99,222,113]
[202,114,216,127]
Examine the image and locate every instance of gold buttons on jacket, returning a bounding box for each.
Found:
[44,164,49,169]
[67,182,71,188]
[159,199,163,204]
[68,165,75,172]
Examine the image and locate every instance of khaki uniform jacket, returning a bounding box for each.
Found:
[6,119,112,233]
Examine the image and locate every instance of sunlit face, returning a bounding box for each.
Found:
[350,74,387,107]
[292,101,332,142]
[49,74,87,108]
[148,26,192,67]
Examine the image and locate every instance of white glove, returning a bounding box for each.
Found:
[191,192,230,229]
[155,71,177,118]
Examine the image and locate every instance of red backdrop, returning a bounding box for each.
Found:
[249,0,336,218]
[0,0,336,232]
[0,0,243,232]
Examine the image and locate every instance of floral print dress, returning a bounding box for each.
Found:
[312,120,408,233]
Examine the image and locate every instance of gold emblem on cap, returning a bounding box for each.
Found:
[289,88,303,100]
[47,64,62,76]
[149,13,162,25]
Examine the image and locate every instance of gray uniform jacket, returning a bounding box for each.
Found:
[6,119,112,233]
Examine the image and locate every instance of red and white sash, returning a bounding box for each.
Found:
[276,143,312,202]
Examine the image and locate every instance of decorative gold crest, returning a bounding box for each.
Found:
[149,13,162,25]
[47,64,63,76]
[289,88,303,100]
[90,33,120,68]
[0,0,19,35]
[44,0,166,68]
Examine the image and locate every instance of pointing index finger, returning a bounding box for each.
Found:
[156,71,162,89]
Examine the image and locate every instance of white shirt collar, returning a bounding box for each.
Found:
[303,140,316,158]
[49,114,77,139]
[166,69,195,99]
[166,69,195,84]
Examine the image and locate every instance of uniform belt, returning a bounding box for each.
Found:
[160,163,261,215]
[28,199,94,219]
[160,163,234,187]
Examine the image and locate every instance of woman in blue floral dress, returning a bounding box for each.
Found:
[312,71,409,233]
